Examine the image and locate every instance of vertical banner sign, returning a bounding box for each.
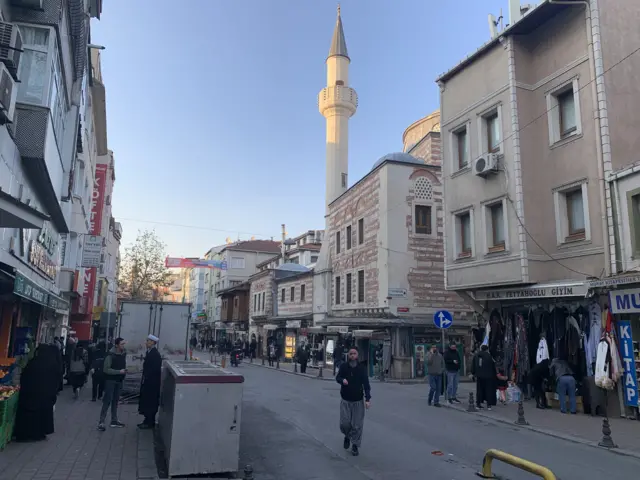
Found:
[617,320,639,407]
[73,164,108,340]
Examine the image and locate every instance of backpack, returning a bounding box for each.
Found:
[92,355,105,373]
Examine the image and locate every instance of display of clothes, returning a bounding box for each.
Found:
[594,333,623,390]
[536,337,550,364]
[586,303,603,377]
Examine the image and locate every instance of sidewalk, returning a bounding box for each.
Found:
[241,358,334,381]
[444,382,640,459]
[0,385,157,480]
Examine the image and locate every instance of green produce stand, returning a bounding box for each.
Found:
[0,391,19,450]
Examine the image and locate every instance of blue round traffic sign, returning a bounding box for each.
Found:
[433,310,453,329]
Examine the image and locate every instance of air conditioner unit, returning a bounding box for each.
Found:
[0,22,22,80]
[0,62,17,124]
[10,0,44,10]
[314,230,323,243]
[473,153,499,177]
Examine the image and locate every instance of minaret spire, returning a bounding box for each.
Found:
[329,4,349,60]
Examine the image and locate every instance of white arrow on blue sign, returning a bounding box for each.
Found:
[433,310,453,329]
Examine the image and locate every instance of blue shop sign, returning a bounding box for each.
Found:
[609,288,640,314]
[617,320,639,407]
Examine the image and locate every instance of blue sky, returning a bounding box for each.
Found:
[90,0,506,257]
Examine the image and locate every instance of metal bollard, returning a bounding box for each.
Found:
[294,361,298,373]
[515,399,529,426]
[318,366,323,378]
[467,392,477,412]
[598,417,618,448]
[262,355,265,366]
[243,464,254,480]
[250,354,253,363]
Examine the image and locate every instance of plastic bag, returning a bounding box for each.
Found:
[506,385,521,403]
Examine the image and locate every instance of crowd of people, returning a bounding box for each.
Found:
[12,333,163,442]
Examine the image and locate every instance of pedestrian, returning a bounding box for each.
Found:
[443,342,461,404]
[471,344,497,410]
[335,347,371,457]
[426,345,444,407]
[250,336,257,359]
[549,358,577,414]
[268,342,276,366]
[138,335,162,429]
[91,342,107,401]
[97,337,127,431]
[333,343,344,375]
[297,343,309,374]
[69,343,88,399]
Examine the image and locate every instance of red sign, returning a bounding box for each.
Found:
[73,164,108,340]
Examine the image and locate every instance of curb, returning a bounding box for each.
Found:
[242,360,334,381]
[441,401,640,460]
[137,428,160,479]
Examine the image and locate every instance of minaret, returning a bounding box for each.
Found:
[318,5,358,216]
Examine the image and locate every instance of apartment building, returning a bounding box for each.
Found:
[0,0,103,347]
[438,0,640,309]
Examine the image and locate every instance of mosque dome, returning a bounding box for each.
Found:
[372,152,424,171]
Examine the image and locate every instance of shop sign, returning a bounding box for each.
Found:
[609,288,640,314]
[326,325,349,334]
[588,274,640,288]
[617,321,639,407]
[474,283,588,301]
[81,235,103,268]
[286,320,301,329]
[13,272,69,313]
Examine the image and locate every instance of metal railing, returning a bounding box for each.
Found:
[477,449,556,479]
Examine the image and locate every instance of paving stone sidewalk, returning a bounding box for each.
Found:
[0,385,158,480]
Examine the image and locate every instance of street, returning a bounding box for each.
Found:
[239,365,640,480]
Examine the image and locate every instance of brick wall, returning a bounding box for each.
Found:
[249,271,274,319]
[328,170,381,310]
[406,144,471,317]
[409,132,442,166]
[276,274,313,316]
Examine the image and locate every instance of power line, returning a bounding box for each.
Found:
[116,217,275,238]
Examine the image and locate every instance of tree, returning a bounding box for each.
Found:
[118,229,171,300]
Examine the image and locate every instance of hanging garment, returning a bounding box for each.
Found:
[503,314,515,378]
[608,335,623,382]
[595,339,614,390]
[565,316,582,364]
[515,314,530,385]
[586,303,602,376]
[536,338,550,364]
[605,308,613,333]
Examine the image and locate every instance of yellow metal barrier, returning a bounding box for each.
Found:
[477,449,557,479]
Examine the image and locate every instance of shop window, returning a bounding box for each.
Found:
[335,276,341,305]
[547,78,582,145]
[346,273,352,303]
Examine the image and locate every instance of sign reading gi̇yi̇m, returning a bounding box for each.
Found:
[474,284,588,301]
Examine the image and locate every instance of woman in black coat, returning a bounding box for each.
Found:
[138,335,162,429]
[14,344,61,442]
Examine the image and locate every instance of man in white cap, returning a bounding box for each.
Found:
[138,334,162,429]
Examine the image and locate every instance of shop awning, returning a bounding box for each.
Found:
[0,189,50,229]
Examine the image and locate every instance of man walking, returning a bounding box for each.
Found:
[336,348,371,457]
[97,337,127,431]
[426,345,444,407]
[138,335,162,429]
[443,342,461,404]
[471,344,497,410]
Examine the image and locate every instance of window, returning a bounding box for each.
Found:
[415,205,432,235]
[454,126,469,169]
[341,173,347,188]
[358,270,365,303]
[358,218,364,245]
[558,89,577,137]
[547,80,582,145]
[455,211,473,258]
[290,286,295,302]
[629,193,640,256]
[311,255,318,263]
[301,284,306,302]
[566,189,585,239]
[230,257,245,269]
[346,273,352,303]
[336,231,341,254]
[346,225,352,249]
[261,292,265,311]
[17,26,51,105]
[553,181,590,245]
[486,113,500,153]
[488,202,505,252]
[335,276,341,305]
[281,288,285,303]
[253,294,257,312]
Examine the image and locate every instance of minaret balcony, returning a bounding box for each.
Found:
[318,85,358,116]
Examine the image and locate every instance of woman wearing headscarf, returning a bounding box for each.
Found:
[14,344,62,442]
[69,344,89,398]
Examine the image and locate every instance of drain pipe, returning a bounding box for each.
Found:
[549,0,611,276]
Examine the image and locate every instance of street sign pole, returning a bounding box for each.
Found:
[433,310,453,401]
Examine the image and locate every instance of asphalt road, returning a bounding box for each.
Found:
[238,365,640,480]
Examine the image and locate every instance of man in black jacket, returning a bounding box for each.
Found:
[335,348,371,457]
[443,343,461,404]
[138,335,163,429]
